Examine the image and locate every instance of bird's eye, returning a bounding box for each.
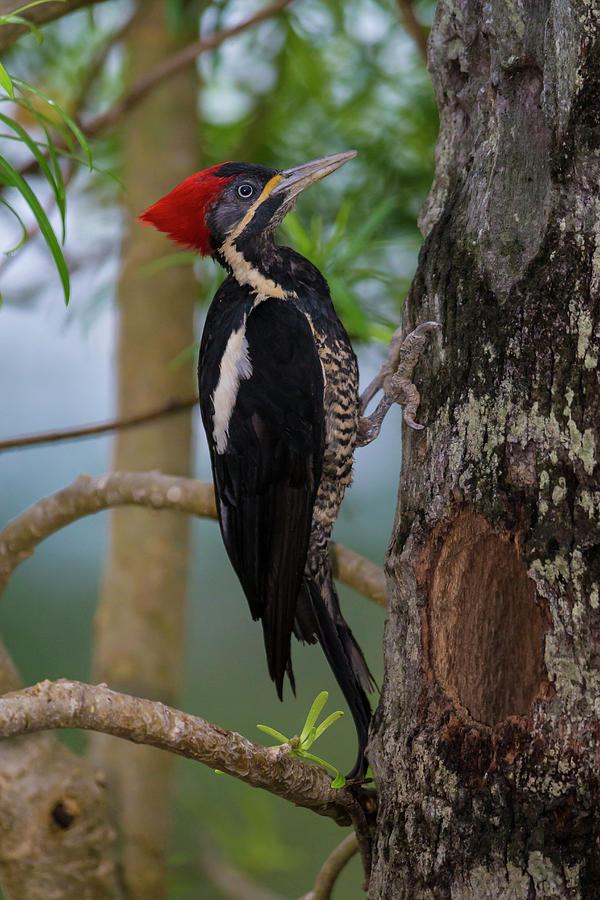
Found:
[237,183,254,199]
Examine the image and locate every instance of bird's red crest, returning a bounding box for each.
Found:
[138,164,234,256]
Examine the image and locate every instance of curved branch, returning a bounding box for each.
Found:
[0,679,363,829]
[300,832,359,900]
[0,471,387,607]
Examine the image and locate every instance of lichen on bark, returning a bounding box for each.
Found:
[369,0,600,897]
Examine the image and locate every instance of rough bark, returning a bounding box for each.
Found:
[0,644,122,899]
[88,2,197,897]
[370,1,600,897]
[0,680,371,829]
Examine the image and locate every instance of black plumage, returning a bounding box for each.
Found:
[200,292,324,694]
[141,152,373,777]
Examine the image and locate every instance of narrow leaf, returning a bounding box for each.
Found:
[0,155,69,303]
[0,63,13,98]
[1,0,65,17]
[9,91,72,151]
[299,691,328,745]
[13,78,92,167]
[0,196,28,252]
[314,710,344,741]
[0,112,65,237]
[0,13,43,41]
[296,749,345,788]
[256,724,289,744]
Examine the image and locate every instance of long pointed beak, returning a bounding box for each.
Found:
[271,150,357,200]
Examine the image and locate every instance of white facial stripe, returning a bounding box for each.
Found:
[221,242,288,299]
[212,318,253,454]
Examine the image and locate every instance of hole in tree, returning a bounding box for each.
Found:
[428,510,548,725]
[50,798,79,830]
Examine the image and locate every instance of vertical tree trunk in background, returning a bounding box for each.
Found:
[89,2,198,896]
[370,1,599,897]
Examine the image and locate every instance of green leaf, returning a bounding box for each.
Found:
[0,13,43,41]
[0,155,69,303]
[0,112,66,238]
[6,92,71,149]
[256,724,289,744]
[0,196,28,252]
[296,750,346,788]
[330,772,346,789]
[314,710,344,741]
[0,0,64,18]
[12,78,92,167]
[299,691,328,746]
[0,63,13,98]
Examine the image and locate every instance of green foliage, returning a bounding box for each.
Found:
[194,0,438,341]
[258,690,347,788]
[0,3,93,305]
[0,0,61,40]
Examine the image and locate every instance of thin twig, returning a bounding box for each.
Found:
[84,0,295,136]
[396,0,429,65]
[73,9,142,114]
[0,471,387,607]
[15,0,296,180]
[199,833,286,900]
[0,397,198,452]
[299,832,359,900]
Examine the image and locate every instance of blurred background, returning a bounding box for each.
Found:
[0,0,437,896]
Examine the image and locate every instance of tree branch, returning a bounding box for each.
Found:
[13,0,296,182]
[0,0,112,49]
[199,834,287,900]
[83,0,295,137]
[299,832,359,900]
[0,397,198,452]
[0,679,369,831]
[395,0,429,65]
[0,471,387,607]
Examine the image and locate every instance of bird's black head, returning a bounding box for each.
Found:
[139,152,357,259]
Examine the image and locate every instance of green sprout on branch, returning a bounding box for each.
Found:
[257,691,346,789]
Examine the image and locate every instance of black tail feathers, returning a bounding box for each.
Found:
[294,570,374,779]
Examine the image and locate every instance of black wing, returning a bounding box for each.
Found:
[199,293,324,697]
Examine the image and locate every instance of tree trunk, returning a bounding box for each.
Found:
[369,1,600,897]
[89,2,198,896]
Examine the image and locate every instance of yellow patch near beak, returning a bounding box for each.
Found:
[228,173,285,242]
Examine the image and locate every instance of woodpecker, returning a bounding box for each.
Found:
[140,151,373,778]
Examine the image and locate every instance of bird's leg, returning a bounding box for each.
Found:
[357,321,440,446]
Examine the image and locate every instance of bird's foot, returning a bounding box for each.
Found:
[357,321,440,446]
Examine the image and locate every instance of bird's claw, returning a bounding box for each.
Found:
[357,321,440,445]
